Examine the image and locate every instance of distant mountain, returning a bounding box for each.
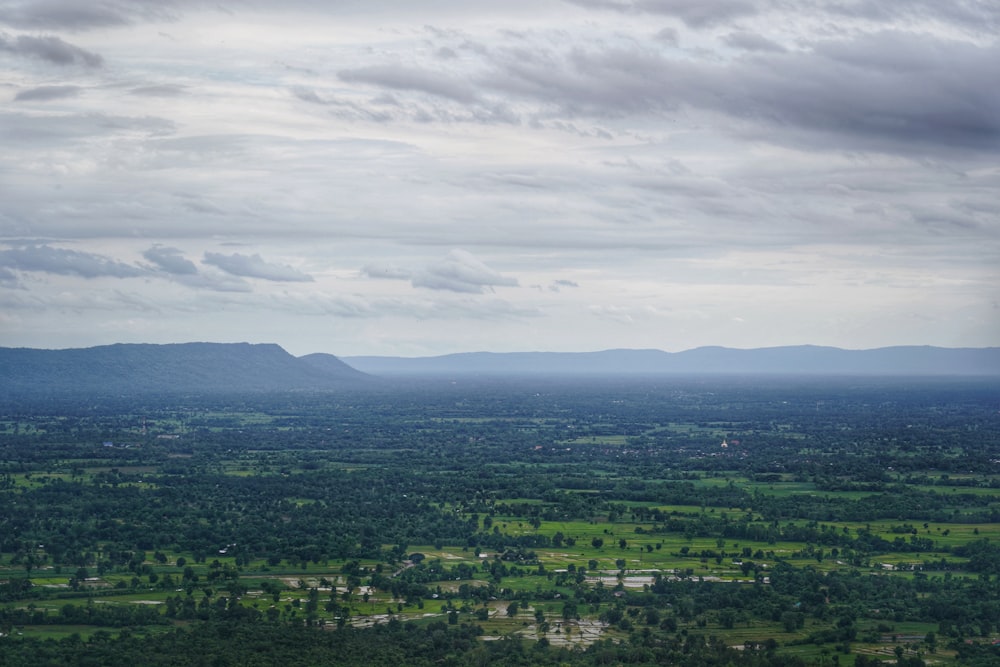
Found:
[344,345,1000,376]
[0,342,370,396]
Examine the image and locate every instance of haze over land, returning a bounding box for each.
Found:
[344,345,1000,377]
[2,343,998,399]
[1,2,998,355]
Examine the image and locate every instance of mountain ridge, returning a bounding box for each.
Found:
[1,344,997,399]
[344,345,1000,376]
[0,342,369,396]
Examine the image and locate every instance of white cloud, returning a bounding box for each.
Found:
[412,250,519,294]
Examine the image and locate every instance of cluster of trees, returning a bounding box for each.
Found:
[1,377,999,665]
[0,617,827,667]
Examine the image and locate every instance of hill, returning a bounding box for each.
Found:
[0,342,370,396]
[344,345,1000,376]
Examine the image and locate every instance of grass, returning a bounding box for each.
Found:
[2,456,997,665]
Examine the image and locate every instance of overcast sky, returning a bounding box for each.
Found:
[1,0,998,356]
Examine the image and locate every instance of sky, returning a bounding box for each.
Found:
[1,0,998,357]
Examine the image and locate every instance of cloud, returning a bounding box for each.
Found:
[570,0,1000,33]
[823,0,1000,34]
[653,27,679,46]
[265,289,541,322]
[637,0,758,26]
[291,86,327,105]
[0,245,144,279]
[486,31,1000,154]
[0,1,173,30]
[136,247,254,292]
[14,85,81,101]
[552,279,580,290]
[143,245,198,275]
[202,252,314,282]
[732,32,1000,152]
[565,0,758,27]
[338,64,479,103]
[722,32,786,53]
[0,112,176,146]
[411,249,518,294]
[0,1,997,353]
[173,273,253,293]
[360,263,413,280]
[129,84,187,97]
[589,304,663,323]
[0,33,103,67]
[0,266,18,288]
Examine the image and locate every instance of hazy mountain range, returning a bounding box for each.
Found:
[345,345,1000,377]
[0,342,366,396]
[1,343,997,398]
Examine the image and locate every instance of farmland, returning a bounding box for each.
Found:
[1,376,999,665]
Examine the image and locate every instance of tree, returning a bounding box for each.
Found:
[781,611,804,633]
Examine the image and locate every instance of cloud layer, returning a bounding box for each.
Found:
[1,1,997,355]
[202,252,314,283]
[0,32,103,66]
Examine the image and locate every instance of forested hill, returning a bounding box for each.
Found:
[0,343,369,396]
[345,345,1000,376]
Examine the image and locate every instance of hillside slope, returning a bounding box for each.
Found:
[0,342,369,396]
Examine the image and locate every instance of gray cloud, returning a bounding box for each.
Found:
[291,86,326,104]
[636,0,758,26]
[141,246,256,293]
[202,252,314,282]
[0,111,176,146]
[722,31,786,53]
[0,266,18,288]
[0,245,144,279]
[360,263,413,280]
[129,84,187,97]
[314,87,518,126]
[0,33,103,67]
[0,1,176,30]
[174,273,253,293]
[143,245,198,275]
[13,84,81,101]
[412,250,518,294]
[1,1,997,353]
[823,0,1000,33]
[733,33,1000,152]
[653,27,679,45]
[564,0,758,27]
[338,64,479,104]
[569,0,1000,33]
[486,31,1000,154]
